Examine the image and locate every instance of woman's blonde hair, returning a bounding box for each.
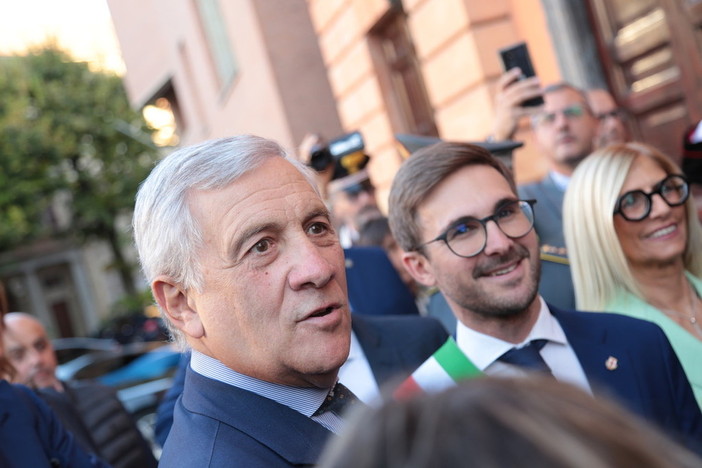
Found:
[564,142,702,310]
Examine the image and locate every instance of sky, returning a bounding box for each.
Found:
[0,0,124,73]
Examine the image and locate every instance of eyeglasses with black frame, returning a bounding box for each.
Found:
[417,199,537,258]
[613,174,689,222]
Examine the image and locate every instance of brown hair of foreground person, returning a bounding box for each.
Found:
[318,377,702,468]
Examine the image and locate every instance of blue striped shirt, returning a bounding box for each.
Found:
[190,350,345,433]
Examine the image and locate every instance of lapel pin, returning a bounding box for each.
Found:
[605,356,618,371]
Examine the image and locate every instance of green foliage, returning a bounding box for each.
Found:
[110,287,156,318]
[0,44,161,291]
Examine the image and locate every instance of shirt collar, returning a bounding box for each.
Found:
[455,297,567,370]
[190,350,329,417]
[548,170,571,191]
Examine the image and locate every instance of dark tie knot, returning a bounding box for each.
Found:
[313,382,359,417]
[497,339,553,376]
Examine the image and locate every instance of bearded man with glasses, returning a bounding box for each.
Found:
[388,141,702,455]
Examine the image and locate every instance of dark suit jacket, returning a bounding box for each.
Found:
[157,315,448,464]
[38,380,157,468]
[344,246,419,316]
[0,381,109,468]
[519,176,575,310]
[351,314,448,390]
[551,306,702,453]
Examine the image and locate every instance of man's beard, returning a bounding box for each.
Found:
[444,243,540,320]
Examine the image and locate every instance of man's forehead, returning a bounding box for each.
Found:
[419,165,516,224]
[544,88,587,108]
[588,90,616,112]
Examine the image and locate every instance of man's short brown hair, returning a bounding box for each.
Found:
[388,142,516,254]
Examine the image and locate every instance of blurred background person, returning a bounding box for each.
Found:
[319,377,702,468]
[356,215,456,334]
[586,88,630,148]
[0,286,110,467]
[3,312,157,468]
[564,142,702,407]
[681,120,702,222]
[299,131,380,247]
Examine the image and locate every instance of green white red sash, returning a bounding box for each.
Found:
[394,337,482,400]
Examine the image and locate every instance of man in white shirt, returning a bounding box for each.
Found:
[387,141,702,454]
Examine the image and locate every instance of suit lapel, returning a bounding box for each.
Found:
[550,307,648,415]
[352,315,402,385]
[183,369,333,465]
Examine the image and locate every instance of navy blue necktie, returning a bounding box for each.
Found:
[313,382,359,417]
[497,339,553,376]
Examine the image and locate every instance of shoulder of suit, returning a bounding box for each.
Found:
[555,307,665,334]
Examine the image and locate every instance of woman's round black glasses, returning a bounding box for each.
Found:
[417,199,537,258]
[614,174,689,222]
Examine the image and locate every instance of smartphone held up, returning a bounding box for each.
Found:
[498,42,544,108]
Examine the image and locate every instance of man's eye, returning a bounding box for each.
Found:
[449,222,478,240]
[308,222,330,235]
[495,205,518,219]
[251,239,272,253]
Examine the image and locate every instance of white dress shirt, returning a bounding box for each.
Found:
[456,297,592,393]
[337,330,380,405]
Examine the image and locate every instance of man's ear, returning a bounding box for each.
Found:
[401,251,437,287]
[151,277,204,339]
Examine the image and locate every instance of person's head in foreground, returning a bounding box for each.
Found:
[564,141,702,310]
[133,135,352,389]
[318,377,702,468]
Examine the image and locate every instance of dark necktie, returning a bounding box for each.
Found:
[497,339,553,376]
[313,381,359,417]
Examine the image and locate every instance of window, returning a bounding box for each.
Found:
[369,9,438,136]
[195,0,239,89]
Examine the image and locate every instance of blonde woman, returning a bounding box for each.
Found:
[564,142,702,407]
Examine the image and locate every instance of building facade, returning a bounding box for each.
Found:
[108,0,702,208]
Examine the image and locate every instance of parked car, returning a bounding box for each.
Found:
[54,336,180,448]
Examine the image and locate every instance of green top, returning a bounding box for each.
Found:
[606,272,702,409]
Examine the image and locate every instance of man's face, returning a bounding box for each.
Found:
[534,88,598,175]
[587,89,628,148]
[403,165,540,324]
[177,158,351,388]
[3,315,59,389]
[330,180,377,228]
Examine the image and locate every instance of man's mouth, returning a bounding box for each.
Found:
[487,263,519,277]
[309,306,335,318]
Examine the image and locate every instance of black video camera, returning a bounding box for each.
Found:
[309,131,369,178]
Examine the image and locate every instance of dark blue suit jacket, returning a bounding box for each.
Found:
[0,381,109,468]
[157,314,448,465]
[350,314,448,390]
[344,246,420,316]
[551,306,702,453]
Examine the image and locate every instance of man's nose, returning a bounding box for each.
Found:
[288,236,337,290]
[553,110,570,129]
[482,220,512,256]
